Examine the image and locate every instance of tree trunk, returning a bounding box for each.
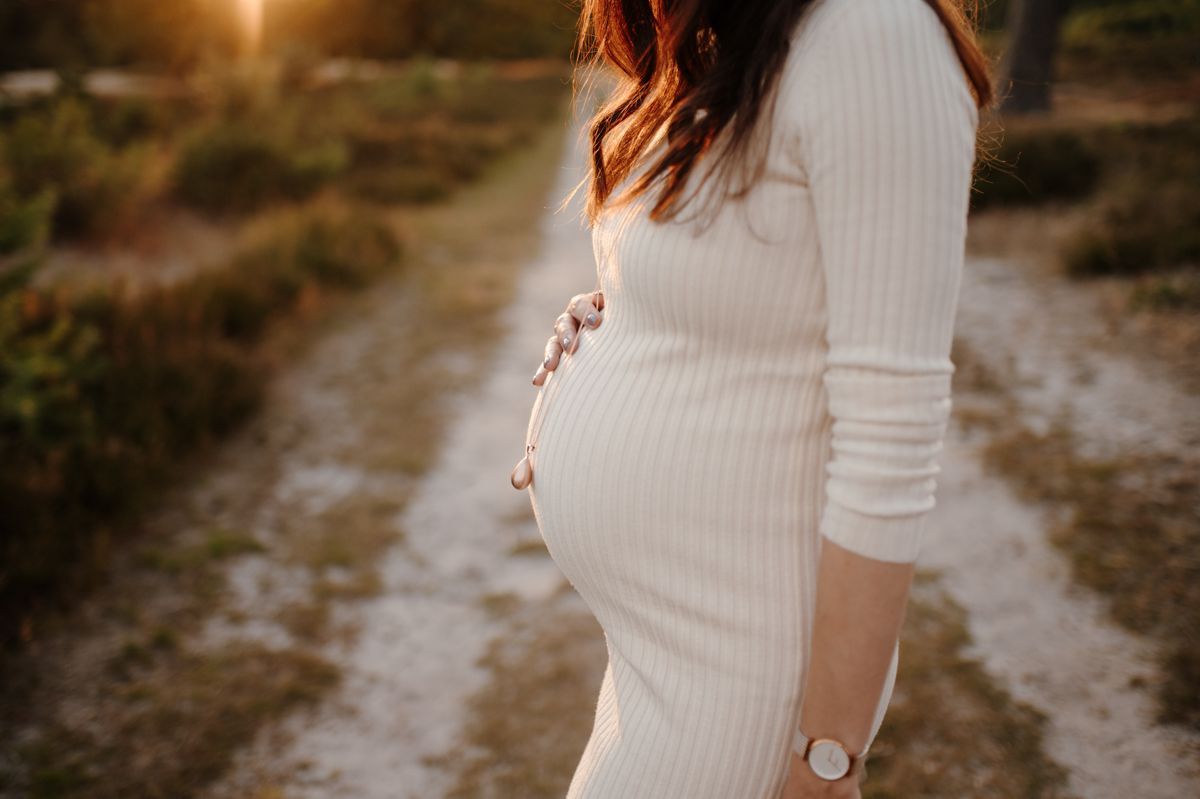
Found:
[998,0,1071,114]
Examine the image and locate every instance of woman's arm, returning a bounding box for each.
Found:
[778,0,981,789]
[799,541,914,756]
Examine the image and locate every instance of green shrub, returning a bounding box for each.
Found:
[1128,269,1200,312]
[0,187,56,257]
[173,123,347,214]
[344,124,483,204]
[343,72,564,205]
[2,98,157,240]
[1064,188,1200,278]
[194,200,401,340]
[971,127,1102,210]
[0,200,401,640]
[1061,0,1200,77]
[1061,115,1200,277]
[1065,0,1200,40]
[86,95,197,147]
[346,166,452,205]
[0,284,263,599]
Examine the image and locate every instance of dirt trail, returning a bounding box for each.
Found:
[205,102,597,799]
[210,104,1200,797]
[923,254,1200,798]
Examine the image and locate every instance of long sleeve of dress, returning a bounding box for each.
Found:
[786,0,980,563]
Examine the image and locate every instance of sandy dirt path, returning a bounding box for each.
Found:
[923,254,1200,798]
[212,96,1198,798]
[405,160,1200,795]
[206,97,598,799]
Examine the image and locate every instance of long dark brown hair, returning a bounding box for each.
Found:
[567,0,996,228]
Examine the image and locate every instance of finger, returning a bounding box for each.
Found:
[592,289,605,311]
[554,312,581,355]
[567,292,603,330]
[543,334,563,372]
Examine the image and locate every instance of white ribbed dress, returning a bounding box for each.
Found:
[524,0,979,795]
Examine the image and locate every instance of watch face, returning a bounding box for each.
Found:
[807,740,851,781]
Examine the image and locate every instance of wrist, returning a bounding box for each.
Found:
[796,707,871,759]
[793,726,870,782]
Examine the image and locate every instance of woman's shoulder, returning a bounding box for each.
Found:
[778,0,975,121]
[790,0,951,50]
[770,0,979,172]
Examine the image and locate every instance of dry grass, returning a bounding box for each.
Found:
[435,580,1070,799]
[436,593,607,799]
[953,305,1200,731]
[864,576,1073,798]
[0,92,576,797]
[16,642,339,799]
[981,420,1200,731]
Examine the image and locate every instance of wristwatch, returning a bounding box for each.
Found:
[792,728,870,781]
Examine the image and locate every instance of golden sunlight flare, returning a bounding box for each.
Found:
[235,0,264,55]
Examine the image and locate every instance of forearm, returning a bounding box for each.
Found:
[799,537,915,756]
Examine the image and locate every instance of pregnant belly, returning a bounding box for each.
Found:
[524,327,824,605]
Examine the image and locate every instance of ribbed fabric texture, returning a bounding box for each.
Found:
[525,0,979,795]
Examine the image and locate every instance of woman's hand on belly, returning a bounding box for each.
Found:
[532,289,605,386]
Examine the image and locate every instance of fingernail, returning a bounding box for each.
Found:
[544,356,552,368]
[532,369,542,385]
[562,335,572,349]
[585,313,597,327]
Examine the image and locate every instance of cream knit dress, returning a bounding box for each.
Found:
[523,0,980,795]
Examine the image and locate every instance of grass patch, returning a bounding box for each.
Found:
[863,578,1072,798]
[0,96,164,242]
[1060,115,1200,278]
[1060,0,1200,80]
[438,598,608,799]
[970,125,1102,210]
[0,61,572,641]
[438,582,1070,798]
[16,642,339,799]
[0,198,402,646]
[981,419,1200,731]
[194,198,402,342]
[135,528,265,577]
[1128,267,1200,313]
[173,122,348,214]
[0,86,576,798]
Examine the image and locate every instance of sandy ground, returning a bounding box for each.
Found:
[924,254,1200,798]
[204,94,599,799]
[198,98,1200,797]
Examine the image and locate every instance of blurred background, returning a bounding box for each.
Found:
[0,1,1196,797]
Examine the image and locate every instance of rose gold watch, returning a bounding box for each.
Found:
[792,728,870,781]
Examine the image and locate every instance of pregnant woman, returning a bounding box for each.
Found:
[513,0,993,796]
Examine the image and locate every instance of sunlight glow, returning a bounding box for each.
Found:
[235,0,264,55]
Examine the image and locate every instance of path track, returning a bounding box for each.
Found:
[212,94,1200,797]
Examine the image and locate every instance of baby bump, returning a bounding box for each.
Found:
[526,371,813,603]
[524,346,645,589]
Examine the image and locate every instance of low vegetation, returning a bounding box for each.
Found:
[972,0,1198,291]
[1059,0,1200,80]
[0,95,575,798]
[981,421,1200,732]
[970,125,1101,211]
[439,578,1071,799]
[0,59,570,646]
[864,579,1072,798]
[959,7,1199,729]
[18,643,340,799]
[1061,114,1200,278]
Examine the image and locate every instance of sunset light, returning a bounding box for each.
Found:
[235,0,263,55]
[6,4,1195,797]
